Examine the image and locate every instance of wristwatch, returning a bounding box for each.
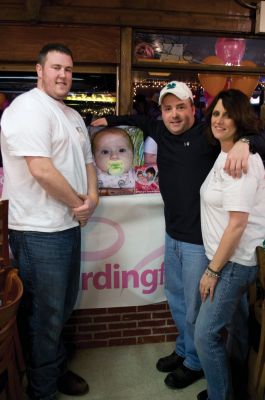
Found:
[240,137,253,152]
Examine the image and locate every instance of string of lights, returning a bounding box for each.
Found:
[66,93,116,103]
[80,106,115,117]
[133,78,264,97]
[133,79,203,97]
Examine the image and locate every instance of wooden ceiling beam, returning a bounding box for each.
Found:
[0,1,255,34]
[39,7,253,34]
[24,0,42,22]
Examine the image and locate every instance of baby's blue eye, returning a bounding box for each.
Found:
[119,148,127,153]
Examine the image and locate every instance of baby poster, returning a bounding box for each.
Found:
[90,126,159,195]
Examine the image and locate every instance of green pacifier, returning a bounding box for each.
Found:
[107,160,124,176]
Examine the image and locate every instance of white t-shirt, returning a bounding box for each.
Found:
[144,136,157,155]
[1,88,93,232]
[200,151,265,266]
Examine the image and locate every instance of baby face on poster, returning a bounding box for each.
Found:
[92,128,134,176]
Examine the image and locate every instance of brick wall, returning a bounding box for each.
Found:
[63,301,178,348]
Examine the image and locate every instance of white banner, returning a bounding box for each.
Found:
[75,193,166,309]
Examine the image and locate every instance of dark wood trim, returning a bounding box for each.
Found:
[0,1,257,34]
[119,27,133,115]
[0,63,116,75]
[25,0,42,22]
[133,61,264,76]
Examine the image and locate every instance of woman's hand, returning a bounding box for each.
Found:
[200,272,218,302]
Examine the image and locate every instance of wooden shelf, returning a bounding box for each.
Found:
[133,60,264,76]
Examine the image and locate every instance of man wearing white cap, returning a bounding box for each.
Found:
[91,81,265,390]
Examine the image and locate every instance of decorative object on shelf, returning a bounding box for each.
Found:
[134,32,265,67]
[198,56,227,97]
[215,38,246,66]
[229,60,260,97]
[199,74,226,97]
[134,42,155,59]
[198,39,260,98]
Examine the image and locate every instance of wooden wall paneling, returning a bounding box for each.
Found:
[25,0,42,21]
[39,7,253,33]
[52,0,257,14]
[119,27,132,115]
[0,25,120,64]
[0,0,256,34]
[0,63,117,75]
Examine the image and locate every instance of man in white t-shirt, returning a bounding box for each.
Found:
[1,43,98,400]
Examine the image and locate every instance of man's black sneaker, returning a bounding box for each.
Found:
[165,364,204,389]
[197,389,208,400]
[156,351,184,372]
[57,370,89,396]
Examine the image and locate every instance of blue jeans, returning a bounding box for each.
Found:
[164,233,208,370]
[9,227,81,400]
[194,261,258,400]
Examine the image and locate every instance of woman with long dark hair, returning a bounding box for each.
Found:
[195,89,265,400]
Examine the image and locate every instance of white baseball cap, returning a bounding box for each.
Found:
[158,81,193,105]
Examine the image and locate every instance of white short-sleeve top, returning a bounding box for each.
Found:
[200,151,265,266]
[1,88,93,232]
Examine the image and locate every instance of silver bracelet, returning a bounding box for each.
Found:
[205,267,220,279]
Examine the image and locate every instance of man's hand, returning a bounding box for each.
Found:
[90,118,108,127]
[72,193,98,227]
[224,141,249,178]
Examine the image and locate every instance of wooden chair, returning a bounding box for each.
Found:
[0,316,23,400]
[0,200,9,268]
[0,199,25,398]
[0,269,25,399]
[0,269,23,325]
[248,246,265,399]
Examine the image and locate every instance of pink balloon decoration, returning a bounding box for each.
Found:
[215,38,246,65]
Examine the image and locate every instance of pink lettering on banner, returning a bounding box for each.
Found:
[120,245,165,293]
[81,217,125,261]
[81,216,165,295]
[82,262,164,294]
[129,245,164,274]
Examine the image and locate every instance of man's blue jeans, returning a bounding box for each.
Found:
[9,227,81,400]
[194,261,258,400]
[164,233,208,371]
